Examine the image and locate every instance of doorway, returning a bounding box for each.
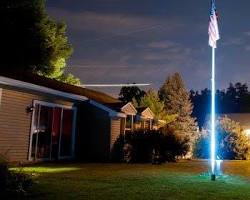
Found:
[29,101,76,161]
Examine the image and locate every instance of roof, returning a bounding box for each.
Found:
[104,102,126,112]
[0,70,120,105]
[121,102,137,115]
[137,107,154,119]
[104,102,138,116]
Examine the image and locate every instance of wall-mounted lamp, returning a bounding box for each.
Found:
[26,105,34,113]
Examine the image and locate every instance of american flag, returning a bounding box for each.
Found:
[208,0,220,48]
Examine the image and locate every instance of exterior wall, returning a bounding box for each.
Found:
[77,102,111,161]
[0,85,76,162]
[110,118,121,150]
[120,118,126,134]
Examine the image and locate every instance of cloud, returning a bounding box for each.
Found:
[148,40,177,49]
[245,45,250,51]
[48,8,189,40]
[46,4,220,94]
[222,37,244,46]
[244,31,250,36]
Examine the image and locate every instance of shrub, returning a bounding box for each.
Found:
[0,154,8,194]
[123,129,190,163]
[194,116,250,160]
[111,134,125,162]
[0,154,33,198]
[6,170,33,196]
[193,135,210,159]
[161,128,190,161]
[0,162,8,193]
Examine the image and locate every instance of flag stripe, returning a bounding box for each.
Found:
[208,0,220,48]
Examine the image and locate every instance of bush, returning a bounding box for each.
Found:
[0,155,33,198]
[194,116,250,160]
[193,135,210,159]
[123,129,190,163]
[6,170,33,196]
[0,162,8,193]
[111,134,125,162]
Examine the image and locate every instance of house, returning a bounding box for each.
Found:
[134,107,155,131]
[0,71,157,163]
[0,71,124,162]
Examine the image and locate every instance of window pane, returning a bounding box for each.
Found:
[60,109,73,157]
[51,107,62,160]
[126,115,132,129]
[36,106,53,159]
[31,104,40,159]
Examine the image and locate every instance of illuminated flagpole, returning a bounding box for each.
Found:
[211,47,216,178]
[208,0,220,180]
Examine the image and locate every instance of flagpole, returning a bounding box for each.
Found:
[211,47,216,181]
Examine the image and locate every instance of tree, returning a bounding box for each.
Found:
[159,73,197,142]
[0,0,79,84]
[191,82,250,128]
[134,89,177,124]
[119,86,145,104]
[59,73,81,85]
[194,116,250,160]
[190,88,211,128]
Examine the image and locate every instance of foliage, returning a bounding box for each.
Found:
[0,155,33,198]
[191,82,250,127]
[194,116,250,160]
[217,117,250,159]
[57,73,81,85]
[161,126,190,161]
[193,132,210,159]
[123,129,190,163]
[134,89,177,124]
[0,162,8,194]
[1,0,79,84]
[159,73,197,143]
[119,86,146,105]
[110,134,126,162]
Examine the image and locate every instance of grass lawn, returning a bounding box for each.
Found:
[12,160,250,200]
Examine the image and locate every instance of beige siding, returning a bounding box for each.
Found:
[120,118,126,134]
[121,103,137,115]
[0,85,76,162]
[141,108,154,119]
[110,118,121,150]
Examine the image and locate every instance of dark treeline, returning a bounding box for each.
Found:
[191,82,250,127]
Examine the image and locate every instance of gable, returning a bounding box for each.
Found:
[141,108,154,119]
[121,102,137,115]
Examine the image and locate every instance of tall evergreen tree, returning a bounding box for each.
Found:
[159,73,197,141]
[0,0,80,84]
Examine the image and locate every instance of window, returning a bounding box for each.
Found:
[30,101,76,161]
[60,109,74,157]
[125,115,135,132]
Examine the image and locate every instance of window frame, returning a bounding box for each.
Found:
[28,100,77,161]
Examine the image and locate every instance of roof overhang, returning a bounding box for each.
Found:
[89,100,126,118]
[0,76,125,118]
[0,76,87,101]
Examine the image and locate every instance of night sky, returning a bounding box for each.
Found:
[46,0,250,96]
